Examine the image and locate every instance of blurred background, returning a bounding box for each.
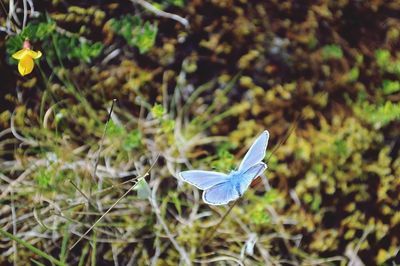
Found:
[1,0,400,265]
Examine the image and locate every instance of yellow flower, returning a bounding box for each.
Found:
[12,43,42,76]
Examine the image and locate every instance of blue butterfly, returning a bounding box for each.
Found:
[179,130,269,205]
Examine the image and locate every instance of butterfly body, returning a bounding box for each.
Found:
[227,169,254,197]
[230,171,244,197]
[179,130,269,205]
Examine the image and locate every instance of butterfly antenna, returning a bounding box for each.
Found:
[266,113,303,162]
[70,153,160,250]
[204,113,303,245]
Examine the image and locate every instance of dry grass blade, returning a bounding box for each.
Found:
[69,154,160,250]
[0,228,65,266]
[93,99,117,182]
[130,0,189,28]
[203,198,241,244]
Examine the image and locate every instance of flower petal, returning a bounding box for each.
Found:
[18,56,34,76]
[28,50,42,59]
[12,49,30,60]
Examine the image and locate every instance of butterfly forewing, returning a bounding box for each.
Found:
[202,163,267,205]
[238,130,269,172]
[179,170,229,190]
[179,130,270,205]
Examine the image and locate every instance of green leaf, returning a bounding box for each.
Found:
[6,20,103,66]
[354,99,400,128]
[107,120,125,136]
[334,139,348,157]
[311,193,322,211]
[70,41,103,63]
[34,167,52,189]
[250,205,270,225]
[263,189,278,204]
[110,15,158,54]
[382,80,400,95]
[322,44,343,60]
[169,191,182,216]
[123,129,142,151]
[161,119,175,133]
[5,36,24,64]
[375,49,391,68]
[151,104,165,119]
[78,243,90,266]
[134,178,151,199]
[60,225,71,263]
[31,259,46,266]
[0,228,65,266]
[347,67,359,82]
[136,21,158,54]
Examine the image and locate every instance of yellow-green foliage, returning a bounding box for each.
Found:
[1,0,400,265]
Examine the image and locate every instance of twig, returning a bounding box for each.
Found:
[0,0,7,14]
[1,163,42,199]
[130,0,189,28]
[267,113,302,161]
[68,180,97,210]
[92,175,142,196]
[194,256,244,266]
[69,154,160,250]
[22,0,27,29]
[150,178,192,265]
[69,176,142,250]
[55,26,89,43]
[11,189,17,266]
[266,205,299,264]
[203,199,241,243]
[8,0,21,30]
[93,99,117,181]
[10,111,38,146]
[92,99,117,211]
[0,228,65,266]
[250,113,303,189]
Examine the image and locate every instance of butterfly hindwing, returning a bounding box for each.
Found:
[179,130,270,205]
[238,162,267,196]
[202,163,267,205]
[238,130,269,172]
[179,170,229,190]
[202,180,239,205]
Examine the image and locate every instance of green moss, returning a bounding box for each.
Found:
[322,44,343,60]
[110,15,158,54]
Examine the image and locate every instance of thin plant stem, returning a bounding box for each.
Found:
[93,99,117,181]
[22,0,27,29]
[203,198,241,243]
[69,154,160,250]
[70,177,143,250]
[0,228,65,266]
[267,113,302,161]
[130,0,189,28]
[69,180,97,210]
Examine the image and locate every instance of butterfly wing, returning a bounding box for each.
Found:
[237,162,267,196]
[238,130,269,172]
[202,163,267,205]
[202,180,239,205]
[179,170,229,190]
